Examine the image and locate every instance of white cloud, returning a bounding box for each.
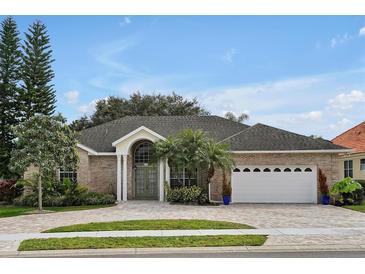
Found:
[221,48,237,63]
[300,111,323,121]
[328,90,365,111]
[64,90,79,104]
[92,37,144,80]
[119,16,132,27]
[78,99,98,114]
[330,33,352,48]
[359,26,365,37]
[329,118,352,131]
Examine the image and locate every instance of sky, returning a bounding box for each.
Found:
[3,15,365,139]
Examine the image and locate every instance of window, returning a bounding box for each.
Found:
[134,142,153,164]
[243,168,251,172]
[59,169,77,183]
[294,168,302,172]
[361,159,365,171]
[284,168,291,172]
[274,168,281,172]
[344,160,353,178]
[233,168,240,172]
[263,168,271,172]
[170,166,197,188]
[253,168,261,172]
[304,168,312,172]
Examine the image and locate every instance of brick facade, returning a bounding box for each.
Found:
[25,148,340,203]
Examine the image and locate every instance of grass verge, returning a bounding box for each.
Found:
[0,204,115,218]
[18,235,267,251]
[44,219,254,233]
[344,201,365,213]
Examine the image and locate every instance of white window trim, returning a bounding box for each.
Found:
[344,160,353,178]
[360,159,365,171]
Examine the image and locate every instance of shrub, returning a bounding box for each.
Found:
[0,179,23,203]
[80,192,116,205]
[166,185,208,205]
[330,177,363,205]
[222,182,232,196]
[318,169,329,195]
[13,177,116,207]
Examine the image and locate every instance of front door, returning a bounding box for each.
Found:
[133,141,158,200]
[135,165,158,199]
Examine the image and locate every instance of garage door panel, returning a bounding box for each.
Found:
[231,165,317,203]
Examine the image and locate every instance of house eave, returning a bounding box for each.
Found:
[230,149,353,154]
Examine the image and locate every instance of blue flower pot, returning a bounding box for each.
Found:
[321,195,330,205]
[223,195,231,205]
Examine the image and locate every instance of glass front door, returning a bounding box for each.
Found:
[133,141,158,200]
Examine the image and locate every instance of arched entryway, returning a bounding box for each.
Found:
[133,140,158,200]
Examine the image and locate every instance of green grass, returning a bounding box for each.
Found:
[18,235,267,251]
[0,206,35,218]
[0,204,115,218]
[344,201,365,213]
[44,219,254,233]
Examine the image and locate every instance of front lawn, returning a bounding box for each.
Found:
[344,201,365,213]
[0,204,115,218]
[0,206,34,218]
[44,219,254,233]
[18,235,267,251]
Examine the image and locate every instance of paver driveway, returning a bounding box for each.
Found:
[0,202,365,253]
[0,201,364,233]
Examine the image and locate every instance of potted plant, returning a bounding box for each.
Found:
[222,178,232,205]
[318,169,330,205]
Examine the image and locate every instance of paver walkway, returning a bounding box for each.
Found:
[1,227,365,241]
[0,201,364,253]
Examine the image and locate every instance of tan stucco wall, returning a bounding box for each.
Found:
[338,153,365,180]
[210,153,340,202]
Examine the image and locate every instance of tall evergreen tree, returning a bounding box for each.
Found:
[19,20,56,120]
[0,17,22,178]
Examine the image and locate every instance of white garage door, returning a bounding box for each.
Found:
[231,165,317,203]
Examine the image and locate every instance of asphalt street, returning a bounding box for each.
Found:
[13,250,365,258]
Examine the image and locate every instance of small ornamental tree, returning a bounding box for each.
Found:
[318,168,329,195]
[10,114,79,210]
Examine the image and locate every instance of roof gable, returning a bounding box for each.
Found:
[332,121,365,153]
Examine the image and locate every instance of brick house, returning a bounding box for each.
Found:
[332,121,365,181]
[48,116,349,203]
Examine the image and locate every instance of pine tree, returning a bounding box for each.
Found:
[19,20,56,120]
[0,17,22,178]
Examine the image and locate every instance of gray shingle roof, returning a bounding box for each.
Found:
[224,123,347,151]
[78,116,249,152]
[78,116,347,152]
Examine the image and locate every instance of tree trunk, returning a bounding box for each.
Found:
[206,165,215,185]
[38,172,43,211]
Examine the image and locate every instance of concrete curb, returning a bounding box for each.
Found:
[2,244,365,257]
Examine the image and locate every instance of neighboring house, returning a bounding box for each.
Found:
[26,116,349,204]
[332,121,365,181]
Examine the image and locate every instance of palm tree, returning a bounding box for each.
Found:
[153,129,234,189]
[204,140,235,186]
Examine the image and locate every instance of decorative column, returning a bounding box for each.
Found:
[122,154,128,201]
[165,159,170,186]
[116,155,122,202]
[159,160,164,202]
